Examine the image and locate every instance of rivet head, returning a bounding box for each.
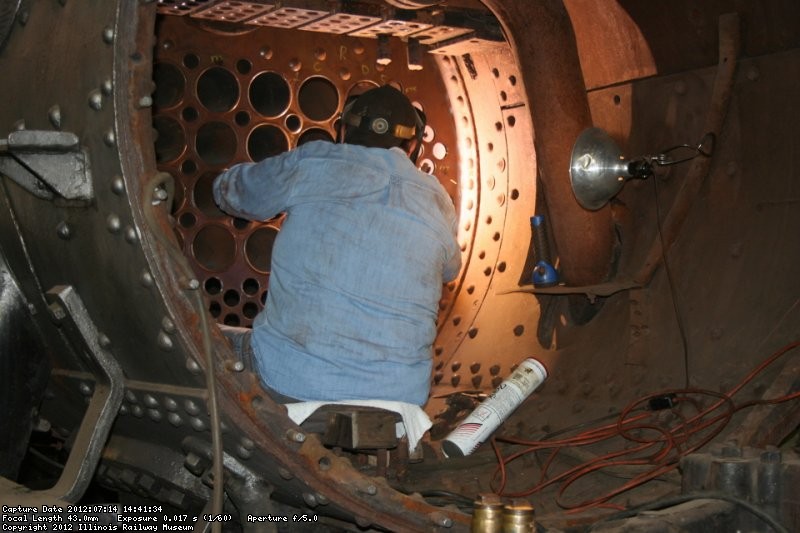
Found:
[56,221,72,240]
[147,409,162,422]
[48,105,62,129]
[184,400,200,416]
[143,394,159,408]
[101,79,113,96]
[186,358,202,374]
[163,397,178,411]
[167,413,183,427]
[236,445,252,460]
[190,417,206,431]
[125,390,138,403]
[140,270,154,287]
[131,405,144,418]
[98,333,112,349]
[157,331,174,351]
[124,226,138,244]
[102,27,115,44]
[13,119,25,131]
[104,130,116,147]
[138,96,153,108]
[161,317,176,333]
[79,382,93,396]
[111,176,125,195]
[88,90,103,111]
[106,214,121,233]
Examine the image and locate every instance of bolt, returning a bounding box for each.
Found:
[236,445,251,460]
[106,214,121,233]
[101,78,113,96]
[157,331,174,351]
[184,400,200,416]
[88,90,103,111]
[102,27,115,44]
[429,512,453,528]
[140,270,154,288]
[286,429,306,443]
[98,333,112,349]
[48,302,66,322]
[226,359,245,372]
[111,176,125,195]
[56,221,73,240]
[161,317,176,334]
[185,358,201,374]
[103,130,116,147]
[124,226,138,244]
[48,105,62,129]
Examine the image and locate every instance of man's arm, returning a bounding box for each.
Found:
[212,149,300,220]
[443,210,462,282]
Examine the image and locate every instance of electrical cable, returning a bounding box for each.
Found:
[652,175,691,388]
[587,491,788,533]
[488,340,800,514]
[143,173,223,533]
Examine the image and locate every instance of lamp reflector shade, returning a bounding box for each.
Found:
[569,127,629,210]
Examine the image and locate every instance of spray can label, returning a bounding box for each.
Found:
[442,358,547,458]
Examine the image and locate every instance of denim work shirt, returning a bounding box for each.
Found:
[213,141,461,405]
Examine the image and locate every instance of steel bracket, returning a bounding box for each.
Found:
[0,285,123,505]
[0,130,94,203]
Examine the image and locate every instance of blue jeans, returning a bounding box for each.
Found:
[218,325,298,404]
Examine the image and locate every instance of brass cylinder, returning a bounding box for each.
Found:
[471,494,505,533]
[501,501,536,533]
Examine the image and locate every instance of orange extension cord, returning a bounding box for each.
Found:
[489,340,800,513]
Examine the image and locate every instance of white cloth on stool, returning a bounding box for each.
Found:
[285,400,432,453]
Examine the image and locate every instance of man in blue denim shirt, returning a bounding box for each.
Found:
[213,85,460,406]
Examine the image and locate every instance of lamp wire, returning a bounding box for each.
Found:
[652,174,691,388]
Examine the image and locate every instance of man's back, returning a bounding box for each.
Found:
[214,140,460,405]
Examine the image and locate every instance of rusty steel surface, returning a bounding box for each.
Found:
[483,0,615,287]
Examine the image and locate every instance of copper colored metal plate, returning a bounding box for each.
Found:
[153,15,460,327]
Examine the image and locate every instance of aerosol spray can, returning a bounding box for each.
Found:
[442,358,548,458]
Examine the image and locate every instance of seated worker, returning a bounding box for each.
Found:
[213,85,461,406]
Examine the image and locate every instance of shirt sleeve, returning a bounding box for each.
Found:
[442,199,462,283]
[213,148,302,221]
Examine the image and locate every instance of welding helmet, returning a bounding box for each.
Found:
[339,85,426,162]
